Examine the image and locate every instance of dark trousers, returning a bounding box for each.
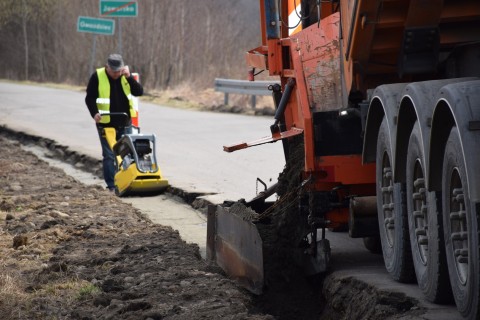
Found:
[96,125,132,189]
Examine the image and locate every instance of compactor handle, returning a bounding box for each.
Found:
[100,112,129,119]
[98,112,131,128]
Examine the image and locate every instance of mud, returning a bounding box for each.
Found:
[219,135,428,320]
[252,136,321,319]
[0,134,273,319]
[0,126,432,320]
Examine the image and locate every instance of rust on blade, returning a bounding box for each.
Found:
[207,205,264,294]
[223,127,304,152]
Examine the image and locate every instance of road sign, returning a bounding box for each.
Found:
[100,1,138,17]
[77,16,115,35]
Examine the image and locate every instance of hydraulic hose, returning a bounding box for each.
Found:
[271,78,296,163]
[274,78,296,125]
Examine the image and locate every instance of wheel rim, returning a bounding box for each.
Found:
[381,151,395,247]
[448,168,468,285]
[412,159,428,265]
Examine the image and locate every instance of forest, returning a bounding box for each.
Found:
[0,0,260,91]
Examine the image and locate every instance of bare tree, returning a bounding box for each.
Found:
[0,0,261,89]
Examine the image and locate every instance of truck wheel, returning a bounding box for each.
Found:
[376,118,414,282]
[442,127,480,318]
[406,122,451,303]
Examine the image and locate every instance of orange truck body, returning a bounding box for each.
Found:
[216,1,480,318]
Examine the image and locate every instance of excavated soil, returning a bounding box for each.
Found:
[216,136,426,320]
[0,128,429,320]
[0,135,274,320]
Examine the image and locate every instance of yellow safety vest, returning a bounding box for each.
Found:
[96,67,137,124]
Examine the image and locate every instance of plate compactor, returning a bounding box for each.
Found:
[101,112,168,196]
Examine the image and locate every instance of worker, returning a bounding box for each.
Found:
[85,53,144,192]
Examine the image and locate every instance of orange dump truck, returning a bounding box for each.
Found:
[207,1,480,318]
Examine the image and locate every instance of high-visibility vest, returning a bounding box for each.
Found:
[96,67,137,124]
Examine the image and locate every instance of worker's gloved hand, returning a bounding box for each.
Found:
[122,65,130,78]
[94,113,102,123]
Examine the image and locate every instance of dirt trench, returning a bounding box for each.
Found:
[0,126,427,319]
[216,135,426,320]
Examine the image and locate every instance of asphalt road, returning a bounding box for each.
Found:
[0,81,462,319]
[0,81,285,204]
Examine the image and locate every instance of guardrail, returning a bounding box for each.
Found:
[214,78,280,109]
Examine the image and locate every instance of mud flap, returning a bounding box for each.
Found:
[207,205,264,294]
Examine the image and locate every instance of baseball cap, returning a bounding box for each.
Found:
[107,54,124,72]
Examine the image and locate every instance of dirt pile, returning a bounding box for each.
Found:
[219,136,323,320]
[319,276,423,320]
[0,135,273,320]
[253,136,323,319]
[218,135,427,320]
[0,128,431,320]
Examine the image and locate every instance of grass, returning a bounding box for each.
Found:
[0,273,29,318]
[0,273,26,298]
[0,274,101,317]
[76,283,101,300]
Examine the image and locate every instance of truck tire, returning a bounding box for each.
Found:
[442,126,480,319]
[406,122,452,303]
[376,118,414,283]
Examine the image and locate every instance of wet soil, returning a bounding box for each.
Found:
[216,136,426,320]
[0,135,273,320]
[0,128,430,320]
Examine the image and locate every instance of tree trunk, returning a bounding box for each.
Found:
[22,0,28,81]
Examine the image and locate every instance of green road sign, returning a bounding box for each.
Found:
[100,1,138,17]
[77,16,115,35]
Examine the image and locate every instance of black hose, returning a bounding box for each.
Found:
[274,78,296,124]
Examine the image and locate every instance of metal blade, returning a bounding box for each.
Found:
[207,205,264,294]
[223,127,303,152]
